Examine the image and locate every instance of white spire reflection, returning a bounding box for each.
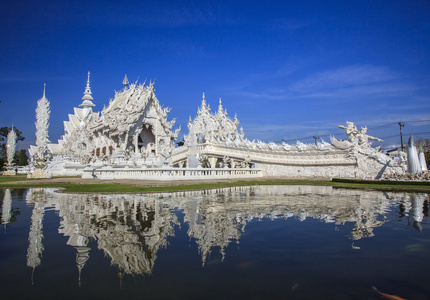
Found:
[1,189,12,226]
[25,189,47,285]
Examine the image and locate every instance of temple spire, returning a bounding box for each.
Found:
[201,92,207,109]
[123,74,129,89]
[218,98,224,114]
[79,71,95,109]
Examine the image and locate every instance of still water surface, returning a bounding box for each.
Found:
[0,185,429,299]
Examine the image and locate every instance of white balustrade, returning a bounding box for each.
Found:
[82,167,262,180]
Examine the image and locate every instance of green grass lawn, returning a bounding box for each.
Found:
[0,175,78,183]
[1,175,429,193]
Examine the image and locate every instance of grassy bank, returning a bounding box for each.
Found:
[1,175,429,193]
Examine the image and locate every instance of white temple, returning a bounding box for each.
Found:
[27,73,408,180]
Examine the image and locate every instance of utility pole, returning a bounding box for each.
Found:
[398,122,404,151]
[313,136,319,146]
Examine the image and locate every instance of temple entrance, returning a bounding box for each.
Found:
[138,125,155,153]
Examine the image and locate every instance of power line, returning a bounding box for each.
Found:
[363,120,430,132]
[403,120,430,125]
[373,131,430,141]
[366,122,398,131]
[401,131,430,136]
[276,120,430,144]
[398,122,404,151]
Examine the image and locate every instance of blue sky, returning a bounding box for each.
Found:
[1,0,429,150]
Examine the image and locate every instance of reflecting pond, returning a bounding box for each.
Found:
[1,186,429,299]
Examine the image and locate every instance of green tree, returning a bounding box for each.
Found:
[13,149,29,166]
[0,126,25,144]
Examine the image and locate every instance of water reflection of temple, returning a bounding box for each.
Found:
[17,186,428,283]
[50,193,178,278]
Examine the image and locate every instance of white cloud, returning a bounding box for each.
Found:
[92,2,239,28]
[242,121,346,142]
[288,65,401,93]
[230,64,423,104]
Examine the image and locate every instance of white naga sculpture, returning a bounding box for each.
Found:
[28,84,51,178]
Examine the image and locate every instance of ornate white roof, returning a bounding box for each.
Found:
[186,93,244,145]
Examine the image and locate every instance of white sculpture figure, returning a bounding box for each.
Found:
[337,122,381,149]
[316,138,332,151]
[234,138,241,147]
[296,140,306,151]
[268,142,277,150]
[239,127,245,140]
[282,141,291,151]
[5,127,17,174]
[222,156,231,168]
[358,126,382,147]
[256,140,265,149]
[407,136,421,174]
[338,121,360,146]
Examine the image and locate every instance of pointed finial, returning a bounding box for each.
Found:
[218,97,223,113]
[86,71,91,90]
[80,71,95,109]
[201,92,207,108]
[123,74,129,88]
